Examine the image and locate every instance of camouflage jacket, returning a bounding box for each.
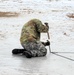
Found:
[20,19,49,44]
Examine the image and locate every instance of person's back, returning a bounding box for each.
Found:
[20,19,48,44]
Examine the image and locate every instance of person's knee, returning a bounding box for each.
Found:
[37,50,47,57]
[43,51,47,56]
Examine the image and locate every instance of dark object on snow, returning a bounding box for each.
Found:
[67,13,74,18]
[12,49,26,54]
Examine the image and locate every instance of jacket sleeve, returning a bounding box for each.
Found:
[36,21,49,33]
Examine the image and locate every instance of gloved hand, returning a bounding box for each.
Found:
[41,40,50,46]
[44,22,49,28]
[46,40,50,46]
[44,22,49,31]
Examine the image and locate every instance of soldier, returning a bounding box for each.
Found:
[12,19,50,58]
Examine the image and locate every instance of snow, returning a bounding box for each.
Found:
[0,0,74,75]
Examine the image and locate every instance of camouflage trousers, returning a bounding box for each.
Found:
[21,41,47,57]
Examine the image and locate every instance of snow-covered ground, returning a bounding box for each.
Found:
[0,0,74,75]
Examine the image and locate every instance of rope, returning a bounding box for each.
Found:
[46,24,74,61]
[51,52,74,61]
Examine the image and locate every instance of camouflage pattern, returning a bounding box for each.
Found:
[21,41,47,57]
[20,19,49,44]
[20,19,49,57]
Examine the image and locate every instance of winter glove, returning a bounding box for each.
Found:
[46,40,50,46]
[44,22,49,28]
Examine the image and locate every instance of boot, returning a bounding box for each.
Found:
[12,49,26,54]
[23,51,32,58]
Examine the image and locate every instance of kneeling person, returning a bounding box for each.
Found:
[12,19,50,58]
